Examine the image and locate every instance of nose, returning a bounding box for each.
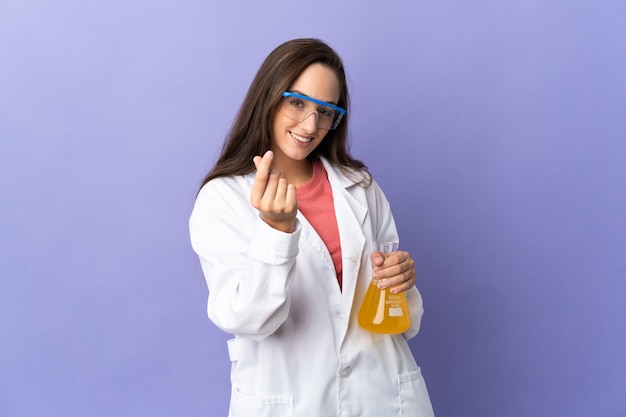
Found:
[300,111,319,133]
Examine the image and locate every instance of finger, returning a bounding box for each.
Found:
[376,268,406,287]
[252,155,263,170]
[379,265,415,292]
[376,253,415,286]
[250,151,273,204]
[373,251,402,277]
[382,252,413,275]
[285,183,297,213]
[260,170,281,205]
[275,176,288,205]
[253,150,273,178]
[392,268,416,292]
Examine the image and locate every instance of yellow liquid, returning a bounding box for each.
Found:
[358,281,410,334]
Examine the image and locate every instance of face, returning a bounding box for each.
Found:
[271,63,340,168]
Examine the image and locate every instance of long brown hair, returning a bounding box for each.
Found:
[199,38,370,189]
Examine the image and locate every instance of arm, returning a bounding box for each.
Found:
[189,176,300,341]
[368,180,425,339]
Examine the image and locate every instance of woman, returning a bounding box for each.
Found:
[189,38,434,417]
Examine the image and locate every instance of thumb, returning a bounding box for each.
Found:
[371,251,384,266]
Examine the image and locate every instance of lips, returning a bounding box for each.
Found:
[290,131,314,143]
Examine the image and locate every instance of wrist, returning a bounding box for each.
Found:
[261,216,296,233]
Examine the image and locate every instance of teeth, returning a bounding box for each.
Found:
[290,132,312,143]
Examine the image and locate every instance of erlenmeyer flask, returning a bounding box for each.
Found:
[358,242,411,334]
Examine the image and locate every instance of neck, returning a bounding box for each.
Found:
[273,157,314,188]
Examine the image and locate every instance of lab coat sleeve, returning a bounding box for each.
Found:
[189,178,301,341]
[370,179,424,340]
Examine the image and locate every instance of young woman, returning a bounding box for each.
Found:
[189,38,434,417]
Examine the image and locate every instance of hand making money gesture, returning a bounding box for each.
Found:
[250,150,298,233]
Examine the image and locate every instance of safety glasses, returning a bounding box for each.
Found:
[280,91,346,130]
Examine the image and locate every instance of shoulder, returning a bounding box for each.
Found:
[192,174,255,222]
[190,174,258,240]
[196,174,252,203]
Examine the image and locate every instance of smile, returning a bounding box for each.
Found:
[290,131,314,143]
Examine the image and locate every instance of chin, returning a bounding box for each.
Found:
[288,151,314,161]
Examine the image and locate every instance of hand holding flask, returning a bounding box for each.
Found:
[358,242,411,334]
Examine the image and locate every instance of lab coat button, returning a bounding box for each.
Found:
[332,308,342,318]
[339,367,352,378]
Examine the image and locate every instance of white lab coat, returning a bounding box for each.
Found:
[189,157,434,417]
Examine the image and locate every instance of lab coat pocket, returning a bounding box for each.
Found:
[398,368,435,417]
[231,387,293,417]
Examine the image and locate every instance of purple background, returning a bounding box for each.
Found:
[1,1,625,416]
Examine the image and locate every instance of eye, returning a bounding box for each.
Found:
[318,107,336,119]
[288,98,304,109]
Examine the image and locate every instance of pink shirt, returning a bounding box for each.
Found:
[296,159,343,290]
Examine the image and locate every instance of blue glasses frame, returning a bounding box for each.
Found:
[281,91,346,116]
[281,91,346,130]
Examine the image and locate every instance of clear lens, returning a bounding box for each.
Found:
[280,93,344,130]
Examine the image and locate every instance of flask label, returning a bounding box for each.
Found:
[389,307,403,317]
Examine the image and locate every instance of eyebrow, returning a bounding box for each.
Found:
[291,90,338,106]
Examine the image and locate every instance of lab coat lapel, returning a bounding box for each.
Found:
[321,159,367,342]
